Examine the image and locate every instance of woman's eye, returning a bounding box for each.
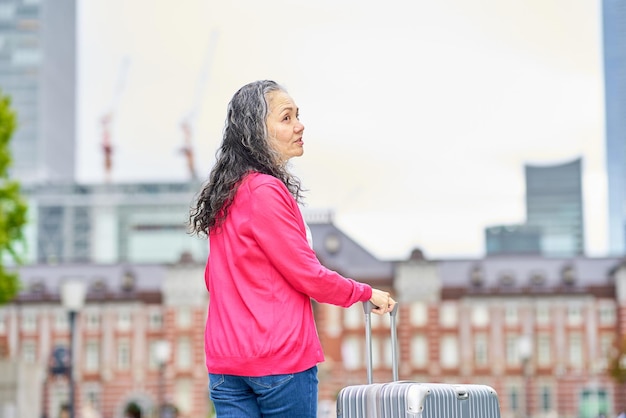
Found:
[283,115,291,122]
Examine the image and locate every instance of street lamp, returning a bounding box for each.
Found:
[60,279,86,418]
[518,335,533,418]
[155,340,171,418]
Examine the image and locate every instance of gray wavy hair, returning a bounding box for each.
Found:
[189,80,304,235]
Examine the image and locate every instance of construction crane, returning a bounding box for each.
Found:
[100,57,131,183]
[180,30,219,180]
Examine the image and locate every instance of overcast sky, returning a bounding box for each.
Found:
[77,0,607,260]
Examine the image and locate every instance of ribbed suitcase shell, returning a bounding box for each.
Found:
[337,382,501,418]
[336,303,502,418]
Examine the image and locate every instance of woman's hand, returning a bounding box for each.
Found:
[369,288,396,315]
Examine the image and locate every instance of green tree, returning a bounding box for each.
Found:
[609,336,626,383]
[0,89,28,304]
[608,335,626,413]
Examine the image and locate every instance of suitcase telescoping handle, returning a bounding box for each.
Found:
[363,301,399,384]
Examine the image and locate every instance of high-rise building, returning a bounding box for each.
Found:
[525,158,584,257]
[0,0,76,184]
[483,159,584,257]
[603,0,626,255]
[23,181,208,264]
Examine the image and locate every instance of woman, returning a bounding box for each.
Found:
[189,80,396,417]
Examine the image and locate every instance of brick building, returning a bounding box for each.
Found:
[314,248,626,418]
[0,262,208,418]
[1,220,625,417]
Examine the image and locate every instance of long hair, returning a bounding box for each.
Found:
[189,80,304,236]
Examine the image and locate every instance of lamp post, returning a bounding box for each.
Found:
[60,280,86,418]
[155,340,171,418]
[518,335,533,418]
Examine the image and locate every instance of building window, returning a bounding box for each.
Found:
[540,385,552,411]
[598,303,616,326]
[325,305,341,337]
[600,334,614,361]
[85,311,100,332]
[371,335,381,369]
[410,335,428,368]
[343,305,362,329]
[0,4,15,20]
[54,311,68,332]
[499,272,515,287]
[568,333,583,368]
[567,305,583,326]
[504,306,518,326]
[50,384,70,418]
[535,304,550,326]
[537,333,551,366]
[83,384,101,414]
[85,340,99,372]
[377,311,390,329]
[117,339,131,370]
[12,48,41,66]
[505,335,517,365]
[369,312,382,329]
[148,310,163,330]
[117,311,132,332]
[148,340,159,370]
[381,336,394,368]
[410,302,427,326]
[474,333,489,367]
[471,306,489,327]
[176,337,192,370]
[176,307,192,329]
[440,335,458,368]
[22,340,36,363]
[439,303,457,328]
[342,336,362,370]
[508,386,520,412]
[175,379,193,414]
[21,311,37,333]
[579,388,609,418]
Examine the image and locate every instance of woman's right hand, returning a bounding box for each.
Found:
[369,288,396,315]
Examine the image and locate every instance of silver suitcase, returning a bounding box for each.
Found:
[336,302,502,417]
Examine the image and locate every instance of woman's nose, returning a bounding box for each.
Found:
[295,121,304,132]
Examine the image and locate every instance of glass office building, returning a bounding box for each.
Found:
[525,158,584,257]
[0,0,76,184]
[603,0,626,255]
[24,181,209,264]
[485,224,542,256]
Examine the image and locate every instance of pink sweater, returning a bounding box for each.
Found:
[204,172,372,376]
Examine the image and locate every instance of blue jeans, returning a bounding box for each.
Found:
[209,366,318,418]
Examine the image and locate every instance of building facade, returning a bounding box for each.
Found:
[2,221,626,417]
[603,0,626,255]
[525,158,585,257]
[22,181,207,265]
[485,224,542,256]
[0,0,76,184]
[0,262,209,418]
[317,253,626,417]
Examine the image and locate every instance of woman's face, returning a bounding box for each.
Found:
[266,90,305,162]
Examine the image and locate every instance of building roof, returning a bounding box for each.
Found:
[308,222,393,284]
[437,256,621,289]
[13,263,166,303]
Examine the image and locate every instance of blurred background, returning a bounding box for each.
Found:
[1,0,625,417]
[75,0,607,260]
